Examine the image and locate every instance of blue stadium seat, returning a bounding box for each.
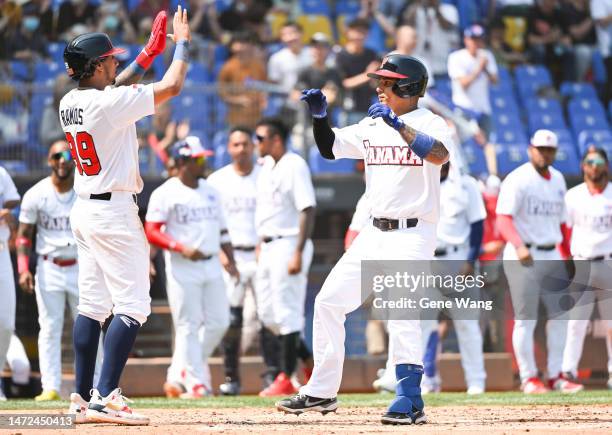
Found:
[549,129,574,145]
[496,144,529,175]
[560,82,598,99]
[570,112,610,136]
[462,139,488,176]
[309,147,355,173]
[0,160,28,175]
[489,79,514,95]
[335,0,360,15]
[432,78,451,96]
[47,42,65,65]
[491,94,520,115]
[497,65,512,84]
[592,50,608,84]
[609,100,612,119]
[527,111,567,134]
[577,129,612,154]
[491,127,528,145]
[300,0,330,14]
[34,61,63,85]
[514,65,552,85]
[171,90,210,126]
[567,97,607,119]
[184,61,211,84]
[492,113,524,133]
[524,97,563,117]
[554,144,580,175]
[10,61,31,81]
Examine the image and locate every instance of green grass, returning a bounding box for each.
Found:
[1,391,611,411]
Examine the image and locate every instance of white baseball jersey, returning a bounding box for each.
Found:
[0,166,20,242]
[447,48,497,115]
[438,174,486,246]
[207,164,260,247]
[496,163,567,245]
[332,109,452,223]
[58,84,155,196]
[348,192,371,232]
[565,182,612,258]
[255,152,316,237]
[146,177,228,258]
[18,177,77,258]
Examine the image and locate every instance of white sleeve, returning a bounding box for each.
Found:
[424,114,454,148]
[558,174,569,224]
[447,52,466,80]
[267,54,282,83]
[145,187,168,223]
[564,191,575,228]
[0,167,20,204]
[292,158,317,211]
[496,174,522,216]
[486,50,499,77]
[332,123,366,159]
[101,84,155,129]
[18,188,38,224]
[465,177,487,223]
[591,1,606,19]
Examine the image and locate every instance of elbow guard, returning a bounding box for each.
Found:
[313,117,335,160]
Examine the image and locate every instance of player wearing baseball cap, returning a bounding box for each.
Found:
[278,54,450,425]
[497,129,582,394]
[146,137,238,398]
[60,6,191,424]
[561,146,612,391]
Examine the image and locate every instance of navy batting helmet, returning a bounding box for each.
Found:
[367,54,428,98]
[63,32,126,80]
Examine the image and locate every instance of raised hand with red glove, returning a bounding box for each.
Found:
[135,10,167,72]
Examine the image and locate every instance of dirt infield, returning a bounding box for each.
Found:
[5,404,612,434]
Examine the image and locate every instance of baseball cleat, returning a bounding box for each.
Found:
[421,374,441,394]
[259,373,297,397]
[276,393,338,415]
[163,381,186,398]
[466,385,485,395]
[86,388,149,425]
[180,384,212,399]
[372,369,396,393]
[219,378,241,396]
[521,377,549,394]
[0,386,6,401]
[35,389,61,401]
[67,393,89,424]
[549,375,584,394]
[381,409,427,425]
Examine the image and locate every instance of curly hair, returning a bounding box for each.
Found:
[71,57,102,81]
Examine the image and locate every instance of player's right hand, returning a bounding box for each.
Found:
[516,245,533,266]
[300,89,328,118]
[181,246,206,261]
[171,5,191,43]
[19,271,34,294]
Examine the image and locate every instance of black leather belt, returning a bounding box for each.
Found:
[200,254,213,261]
[233,245,256,252]
[372,217,418,232]
[89,192,137,204]
[584,253,612,261]
[262,236,283,243]
[525,243,556,251]
[434,246,460,257]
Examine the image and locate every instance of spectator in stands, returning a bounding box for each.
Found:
[526,0,577,84]
[20,0,53,41]
[189,0,222,42]
[355,0,397,53]
[218,0,273,42]
[591,0,612,102]
[335,18,380,125]
[560,0,597,82]
[56,0,98,38]
[218,32,267,129]
[489,17,528,67]
[448,24,499,140]
[0,0,22,59]
[39,75,75,148]
[6,4,48,62]
[394,25,435,87]
[399,0,460,80]
[95,0,137,45]
[268,22,312,94]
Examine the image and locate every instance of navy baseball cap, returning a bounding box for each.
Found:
[170,136,213,159]
[464,24,485,38]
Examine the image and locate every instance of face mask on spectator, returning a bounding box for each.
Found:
[23,16,39,32]
[104,15,120,31]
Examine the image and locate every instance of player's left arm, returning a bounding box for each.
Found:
[289,206,316,275]
[16,223,35,293]
[115,11,167,87]
[220,241,239,279]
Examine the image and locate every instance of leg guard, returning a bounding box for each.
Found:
[280,332,300,375]
[387,364,424,417]
[259,327,281,381]
[222,307,243,381]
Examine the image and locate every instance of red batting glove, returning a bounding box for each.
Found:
[135,10,167,71]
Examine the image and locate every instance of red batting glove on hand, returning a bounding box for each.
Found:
[136,10,167,71]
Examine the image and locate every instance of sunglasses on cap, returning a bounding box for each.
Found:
[584,157,607,167]
[253,134,267,143]
[50,150,72,161]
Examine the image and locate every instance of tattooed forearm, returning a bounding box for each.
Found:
[398,125,449,165]
[114,64,145,87]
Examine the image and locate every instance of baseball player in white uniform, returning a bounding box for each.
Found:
[0,165,20,401]
[278,54,450,425]
[254,118,316,397]
[562,146,612,391]
[145,137,237,398]
[496,129,581,394]
[207,127,260,396]
[16,141,100,401]
[60,7,191,424]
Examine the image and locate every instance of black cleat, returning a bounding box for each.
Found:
[381,410,427,425]
[276,393,338,415]
[219,378,241,396]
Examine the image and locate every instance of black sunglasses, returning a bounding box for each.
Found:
[253,134,267,143]
[50,150,72,161]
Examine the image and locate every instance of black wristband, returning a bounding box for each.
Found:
[313,116,335,160]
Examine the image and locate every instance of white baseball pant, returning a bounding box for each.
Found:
[562,259,612,377]
[70,193,151,325]
[255,237,313,335]
[420,244,486,390]
[165,255,229,389]
[0,242,16,382]
[503,244,568,381]
[301,221,436,399]
[7,334,30,385]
